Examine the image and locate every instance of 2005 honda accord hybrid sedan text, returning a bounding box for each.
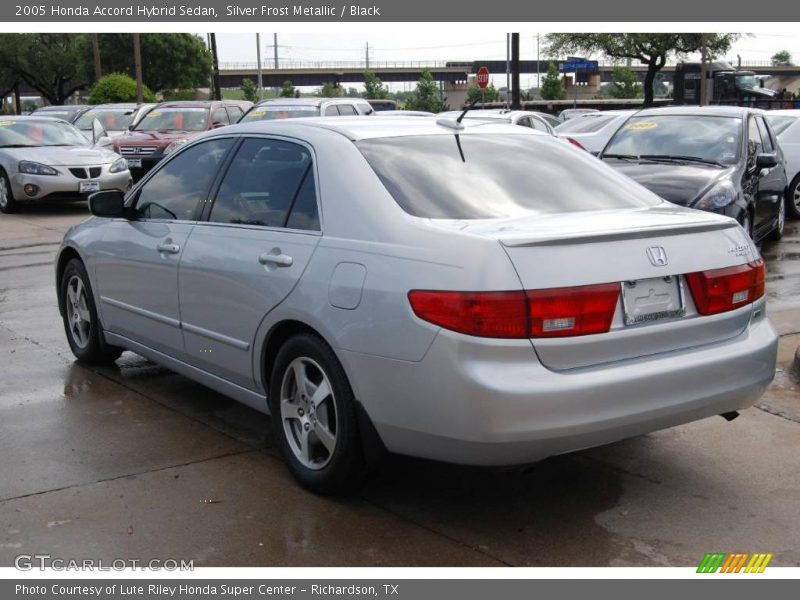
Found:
[56,117,779,494]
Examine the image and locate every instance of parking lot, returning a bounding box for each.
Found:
[1,202,799,567]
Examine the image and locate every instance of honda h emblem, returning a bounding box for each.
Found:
[646,246,668,266]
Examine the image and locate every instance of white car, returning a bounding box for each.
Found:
[555,110,638,155]
[765,109,800,219]
[437,109,556,134]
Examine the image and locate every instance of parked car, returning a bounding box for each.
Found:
[112,100,252,180]
[437,109,556,134]
[558,108,599,121]
[764,109,800,219]
[555,110,638,154]
[239,98,374,123]
[0,116,130,214]
[57,116,777,493]
[73,103,157,141]
[531,111,562,129]
[366,99,397,112]
[30,104,93,124]
[378,110,436,117]
[599,106,787,243]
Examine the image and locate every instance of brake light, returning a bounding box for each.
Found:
[408,283,620,339]
[566,137,587,151]
[685,259,765,316]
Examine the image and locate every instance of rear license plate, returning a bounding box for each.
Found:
[126,158,142,168]
[621,276,685,326]
[79,181,100,193]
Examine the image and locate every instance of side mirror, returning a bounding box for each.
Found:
[756,153,778,169]
[91,118,108,145]
[89,190,126,218]
[128,124,135,131]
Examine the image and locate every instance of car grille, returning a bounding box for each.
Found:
[68,167,103,179]
[119,146,159,157]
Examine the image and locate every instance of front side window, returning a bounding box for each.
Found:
[338,105,358,116]
[604,115,742,165]
[755,117,775,153]
[357,134,662,219]
[212,108,230,126]
[324,106,339,116]
[748,116,763,158]
[134,138,234,220]
[210,138,316,228]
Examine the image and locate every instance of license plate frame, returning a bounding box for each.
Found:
[621,275,685,326]
[79,181,100,193]
[126,158,142,168]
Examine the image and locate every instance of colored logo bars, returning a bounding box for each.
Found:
[697,552,773,573]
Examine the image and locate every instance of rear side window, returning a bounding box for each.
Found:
[212,107,230,126]
[210,138,314,228]
[357,134,662,219]
[338,104,358,116]
[556,115,616,133]
[226,106,244,122]
[324,106,339,116]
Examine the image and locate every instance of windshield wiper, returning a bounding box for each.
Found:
[639,154,726,168]
[602,153,640,160]
[0,144,36,148]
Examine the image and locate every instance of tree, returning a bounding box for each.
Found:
[363,70,389,99]
[772,50,793,67]
[0,34,92,105]
[318,82,342,97]
[546,33,739,106]
[280,80,298,98]
[344,87,360,98]
[608,67,641,99]
[89,73,155,103]
[240,78,259,102]
[540,62,566,100]
[91,33,212,93]
[405,69,447,113]
[466,81,500,104]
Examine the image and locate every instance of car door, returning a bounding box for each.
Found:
[93,137,235,357]
[178,136,322,389]
[755,115,786,228]
[746,115,781,237]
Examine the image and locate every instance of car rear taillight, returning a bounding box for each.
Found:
[685,259,765,316]
[408,283,620,339]
[566,137,587,151]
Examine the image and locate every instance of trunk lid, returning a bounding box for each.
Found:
[430,204,760,370]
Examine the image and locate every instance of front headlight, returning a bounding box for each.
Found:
[163,139,189,156]
[19,161,59,176]
[693,180,737,210]
[109,157,129,173]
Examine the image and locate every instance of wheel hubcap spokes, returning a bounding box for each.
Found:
[280,357,338,470]
[66,276,91,348]
[0,179,7,208]
[794,184,800,209]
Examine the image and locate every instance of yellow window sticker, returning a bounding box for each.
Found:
[625,122,658,131]
[0,121,13,127]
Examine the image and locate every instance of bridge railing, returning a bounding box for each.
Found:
[219,60,455,70]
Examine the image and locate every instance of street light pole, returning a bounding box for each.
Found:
[536,34,540,98]
[256,33,263,100]
[699,33,708,106]
[132,33,143,103]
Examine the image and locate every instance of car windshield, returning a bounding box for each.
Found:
[765,115,797,137]
[556,114,618,133]
[134,107,209,131]
[74,108,136,131]
[736,74,758,89]
[356,134,661,219]
[239,106,321,122]
[0,119,89,147]
[603,115,742,165]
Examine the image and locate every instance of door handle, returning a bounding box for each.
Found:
[258,252,293,267]
[156,243,180,255]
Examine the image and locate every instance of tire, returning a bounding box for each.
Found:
[787,173,800,220]
[269,333,364,495]
[768,194,785,241]
[60,258,123,364]
[0,169,19,214]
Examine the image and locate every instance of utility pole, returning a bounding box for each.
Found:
[505,33,510,109]
[132,33,143,103]
[210,33,221,101]
[511,33,520,110]
[365,41,369,69]
[92,34,102,81]
[536,34,540,98]
[273,33,279,96]
[256,33,263,100]
[699,33,708,106]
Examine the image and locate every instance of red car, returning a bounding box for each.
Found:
[113,100,252,180]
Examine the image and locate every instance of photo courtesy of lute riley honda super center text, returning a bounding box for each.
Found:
[28,4,382,17]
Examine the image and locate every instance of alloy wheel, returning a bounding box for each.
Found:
[279,356,338,470]
[794,181,800,212]
[0,177,8,209]
[777,197,786,235]
[65,275,92,349]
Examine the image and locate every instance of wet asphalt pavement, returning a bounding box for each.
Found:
[1,202,799,567]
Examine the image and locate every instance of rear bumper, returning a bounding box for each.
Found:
[341,309,778,466]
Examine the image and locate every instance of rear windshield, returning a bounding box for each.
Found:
[240,106,320,122]
[356,134,661,219]
[134,107,209,132]
[765,115,796,137]
[74,108,136,131]
[555,114,618,133]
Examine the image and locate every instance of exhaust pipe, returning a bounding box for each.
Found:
[720,411,740,422]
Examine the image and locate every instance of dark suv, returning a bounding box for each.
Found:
[112,100,252,180]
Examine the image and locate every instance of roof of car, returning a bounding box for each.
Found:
[33,105,91,111]
[438,109,543,121]
[254,98,369,108]
[0,115,70,123]
[765,109,800,117]
[221,116,548,141]
[633,105,761,118]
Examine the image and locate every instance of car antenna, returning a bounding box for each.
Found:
[456,98,481,124]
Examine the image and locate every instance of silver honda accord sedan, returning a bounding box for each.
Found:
[56,117,778,493]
